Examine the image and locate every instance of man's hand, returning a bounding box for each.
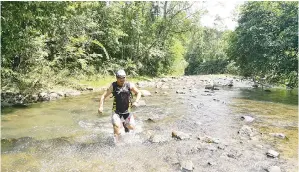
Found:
[132,101,138,108]
[98,107,103,114]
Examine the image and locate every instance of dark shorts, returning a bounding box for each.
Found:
[111,112,135,127]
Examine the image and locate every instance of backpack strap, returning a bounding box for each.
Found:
[112,82,117,97]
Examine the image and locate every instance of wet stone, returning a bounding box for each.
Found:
[266,166,281,172]
[49,93,59,100]
[146,116,159,123]
[201,93,212,96]
[217,145,225,150]
[136,100,146,107]
[266,150,279,158]
[227,149,242,159]
[207,161,217,166]
[205,85,214,90]
[207,145,217,151]
[86,87,93,91]
[238,125,259,137]
[172,131,191,140]
[176,90,186,94]
[149,135,169,143]
[38,92,50,101]
[140,90,151,97]
[64,91,81,97]
[241,116,255,122]
[269,133,286,139]
[198,136,220,144]
[180,160,194,171]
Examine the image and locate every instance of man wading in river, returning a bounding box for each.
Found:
[98,70,141,142]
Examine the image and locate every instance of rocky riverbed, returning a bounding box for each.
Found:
[1,75,298,172]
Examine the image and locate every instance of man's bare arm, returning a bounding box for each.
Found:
[98,84,113,114]
[130,84,141,106]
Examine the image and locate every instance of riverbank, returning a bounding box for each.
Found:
[1,75,153,108]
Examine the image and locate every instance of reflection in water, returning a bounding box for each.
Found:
[238,88,298,105]
[232,88,298,160]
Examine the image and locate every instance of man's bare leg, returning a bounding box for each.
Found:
[113,124,121,143]
[126,124,135,130]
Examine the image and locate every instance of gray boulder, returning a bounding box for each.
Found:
[266,166,281,172]
[266,150,279,158]
[140,90,151,97]
[172,131,191,140]
[269,133,286,139]
[180,160,194,171]
[241,116,255,122]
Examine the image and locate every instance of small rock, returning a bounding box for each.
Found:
[266,166,281,172]
[86,87,93,91]
[227,80,233,87]
[176,90,186,94]
[207,145,217,151]
[155,91,158,93]
[30,94,38,102]
[146,118,156,123]
[238,125,258,137]
[56,92,64,97]
[205,85,214,90]
[250,136,259,141]
[266,150,279,158]
[38,92,50,101]
[134,100,146,107]
[255,144,263,149]
[172,131,191,140]
[201,93,212,96]
[207,161,216,166]
[198,136,220,144]
[155,82,163,88]
[149,135,169,143]
[217,145,225,150]
[136,81,147,88]
[160,85,170,89]
[241,116,255,122]
[140,90,151,97]
[252,83,259,88]
[269,133,286,139]
[227,154,236,159]
[180,160,194,171]
[227,149,242,159]
[65,91,81,97]
[49,92,59,101]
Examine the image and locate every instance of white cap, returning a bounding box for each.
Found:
[116,69,126,77]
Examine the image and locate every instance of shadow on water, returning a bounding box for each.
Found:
[1,104,31,115]
[2,134,115,154]
[238,88,298,106]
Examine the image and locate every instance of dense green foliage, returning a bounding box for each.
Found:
[1,1,191,93]
[1,1,297,94]
[226,1,298,87]
[185,27,230,75]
